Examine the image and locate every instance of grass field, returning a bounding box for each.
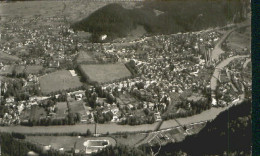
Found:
[76,51,95,64]
[0,1,63,18]
[25,65,43,74]
[79,63,131,84]
[39,70,83,94]
[26,136,116,152]
[113,133,146,147]
[68,100,86,116]
[226,26,251,51]
[0,65,15,75]
[0,0,128,22]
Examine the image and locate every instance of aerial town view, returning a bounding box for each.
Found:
[0,0,252,156]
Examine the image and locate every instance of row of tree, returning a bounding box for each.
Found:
[21,113,81,126]
[119,114,156,126]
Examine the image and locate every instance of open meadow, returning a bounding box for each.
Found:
[0,0,136,22]
[39,70,83,94]
[226,26,251,51]
[0,1,63,18]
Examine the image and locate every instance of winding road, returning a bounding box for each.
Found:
[243,58,251,69]
[211,21,250,61]
[210,55,249,92]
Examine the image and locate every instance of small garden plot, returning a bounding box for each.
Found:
[55,102,68,119]
[68,100,86,116]
[20,105,47,121]
[118,93,139,106]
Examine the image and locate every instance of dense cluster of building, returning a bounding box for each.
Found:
[0,13,251,126]
[76,30,223,124]
[0,16,82,67]
[217,58,251,106]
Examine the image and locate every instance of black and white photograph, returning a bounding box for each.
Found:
[0,0,253,156]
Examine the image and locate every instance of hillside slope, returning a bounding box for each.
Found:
[71,0,250,42]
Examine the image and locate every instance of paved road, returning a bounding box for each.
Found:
[211,23,250,61]
[211,29,235,61]
[243,58,251,69]
[210,55,249,92]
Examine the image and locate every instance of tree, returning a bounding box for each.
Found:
[67,113,75,125]
[75,113,81,122]
[143,108,150,116]
[12,69,17,77]
[86,129,92,136]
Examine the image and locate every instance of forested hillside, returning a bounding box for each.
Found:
[71,0,250,42]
